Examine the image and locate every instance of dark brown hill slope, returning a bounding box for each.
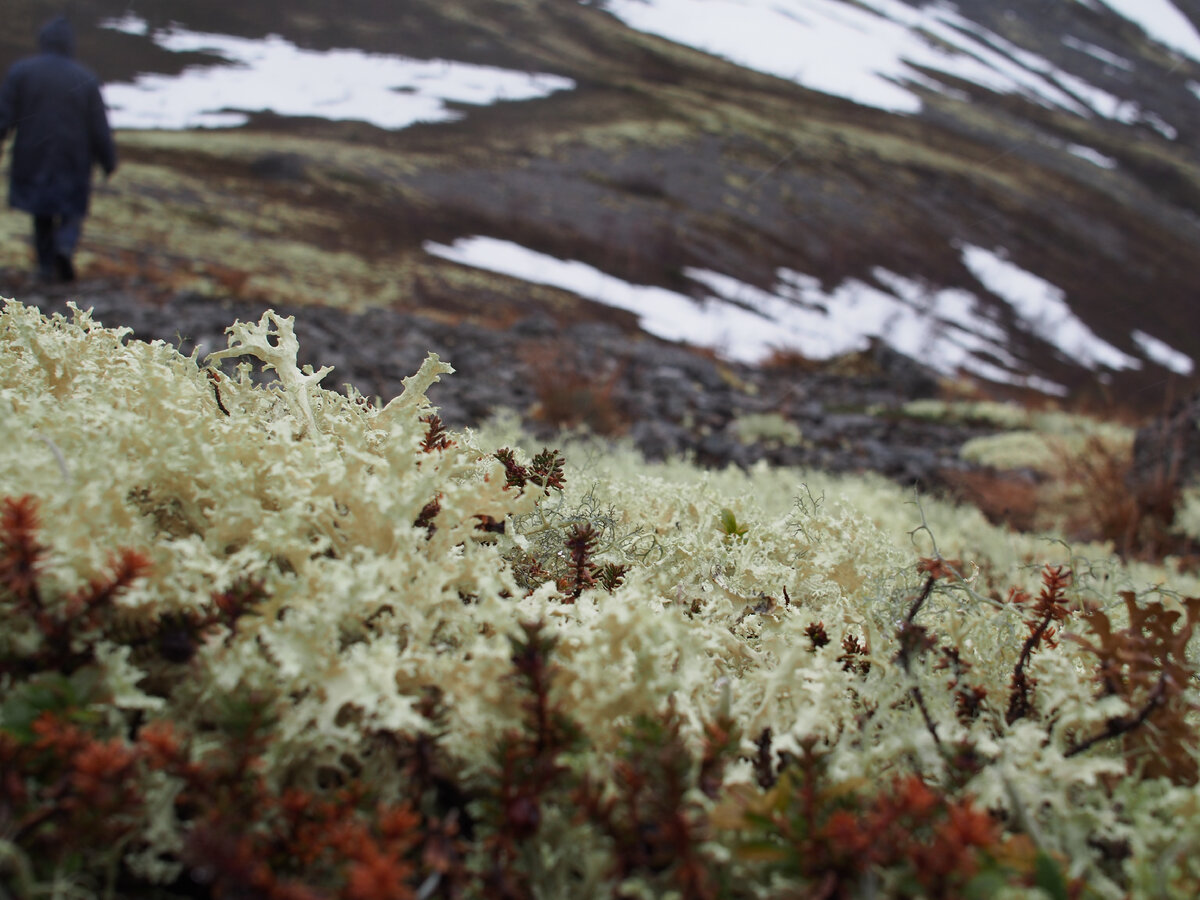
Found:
[2,0,1198,408]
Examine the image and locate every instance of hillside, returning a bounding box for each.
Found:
[2,0,1199,411]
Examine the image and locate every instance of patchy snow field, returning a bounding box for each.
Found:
[100,14,574,130]
[426,236,1191,393]
[97,3,1199,390]
[102,3,1200,132]
[600,0,1200,128]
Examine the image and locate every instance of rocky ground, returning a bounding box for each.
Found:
[4,270,1008,489]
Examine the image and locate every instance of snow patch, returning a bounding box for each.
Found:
[1062,35,1135,70]
[1142,112,1179,140]
[960,245,1140,372]
[100,15,574,130]
[1067,144,1118,168]
[597,0,1177,129]
[600,0,927,112]
[1096,0,1200,62]
[425,236,1066,393]
[1131,330,1195,375]
[426,237,749,355]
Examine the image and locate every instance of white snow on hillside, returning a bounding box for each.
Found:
[426,236,1155,394]
[1066,144,1119,168]
[100,3,1197,130]
[428,235,1196,390]
[958,245,1140,371]
[100,15,574,130]
[599,0,1191,128]
[1095,0,1200,61]
[1131,329,1196,375]
[93,4,1197,389]
[1062,36,1134,71]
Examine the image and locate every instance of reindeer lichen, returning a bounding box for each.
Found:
[3,298,1199,898]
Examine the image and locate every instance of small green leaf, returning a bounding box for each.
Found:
[719,508,748,539]
[1033,851,1070,900]
[964,868,1009,900]
[0,669,103,742]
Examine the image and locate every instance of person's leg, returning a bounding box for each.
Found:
[53,214,84,283]
[33,215,56,282]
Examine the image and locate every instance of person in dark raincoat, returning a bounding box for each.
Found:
[0,16,117,283]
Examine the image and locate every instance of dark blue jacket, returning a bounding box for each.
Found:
[0,18,117,217]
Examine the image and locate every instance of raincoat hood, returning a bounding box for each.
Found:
[38,17,75,58]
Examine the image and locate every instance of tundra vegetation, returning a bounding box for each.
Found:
[5,0,1200,400]
[3,299,1200,899]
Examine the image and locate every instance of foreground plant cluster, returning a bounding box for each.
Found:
[2,300,1199,900]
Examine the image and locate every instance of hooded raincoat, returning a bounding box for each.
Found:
[0,17,117,217]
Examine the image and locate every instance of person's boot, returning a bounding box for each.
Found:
[54,253,75,283]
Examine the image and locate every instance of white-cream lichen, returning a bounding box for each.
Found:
[2,299,1198,898]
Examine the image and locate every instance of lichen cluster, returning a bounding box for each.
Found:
[2,299,1199,898]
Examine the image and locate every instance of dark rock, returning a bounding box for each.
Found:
[869,340,940,400]
[1129,390,1200,510]
[249,153,309,182]
[629,418,690,460]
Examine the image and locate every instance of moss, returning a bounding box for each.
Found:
[959,427,1133,474]
[731,412,804,448]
